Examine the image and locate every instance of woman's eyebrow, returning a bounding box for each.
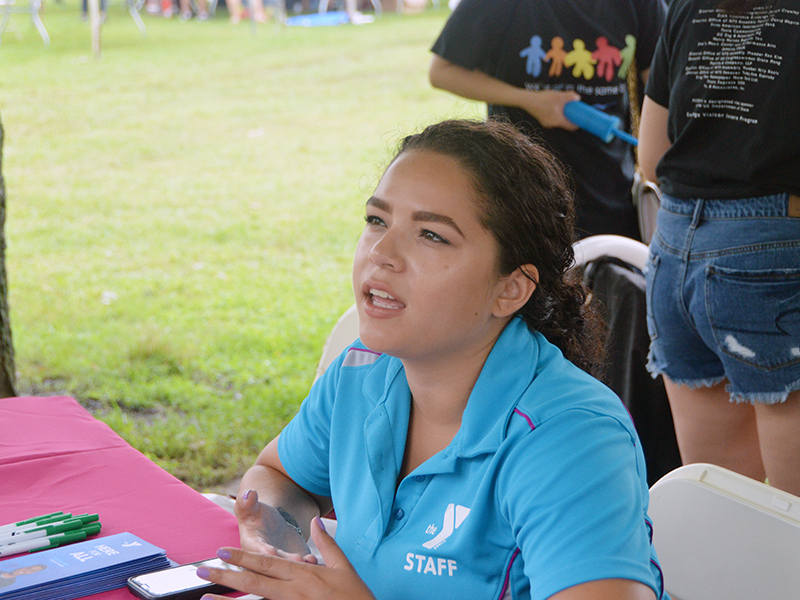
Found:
[366,196,390,212]
[366,196,464,238]
[413,211,464,238]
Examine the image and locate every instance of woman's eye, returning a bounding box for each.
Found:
[421,229,449,244]
[364,215,385,227]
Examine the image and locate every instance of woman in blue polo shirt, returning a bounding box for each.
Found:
[198,119,666,600]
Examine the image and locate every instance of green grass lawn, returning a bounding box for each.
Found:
[0,1,481,491]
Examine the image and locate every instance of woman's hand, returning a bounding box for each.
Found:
[235,488,315,562]
[428,55,580,131]
[197,517,377,600]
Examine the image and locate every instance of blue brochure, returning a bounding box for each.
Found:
[0,532,171,600]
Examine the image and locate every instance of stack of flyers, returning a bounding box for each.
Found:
[0,532,172,600]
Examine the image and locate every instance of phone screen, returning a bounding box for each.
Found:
[128,558,239,600]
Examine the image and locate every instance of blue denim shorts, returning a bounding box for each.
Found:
[645,193,800,404]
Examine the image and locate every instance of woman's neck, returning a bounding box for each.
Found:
[396,338,497,481]
[402,336,495,424]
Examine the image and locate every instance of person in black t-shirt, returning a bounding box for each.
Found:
[639,0,800,496]
[429,0,667,240]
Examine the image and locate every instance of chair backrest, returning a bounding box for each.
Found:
[649,464,800,600]
[575,234,680,485]
[573,234,649,271]
[315,304,359,381]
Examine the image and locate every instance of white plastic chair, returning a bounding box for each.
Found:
[649,464,800,600]
[314,304,359,381]
[0,0,49,45]
[572,234,649,271]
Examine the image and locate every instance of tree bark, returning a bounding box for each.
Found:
[0,115,17,398]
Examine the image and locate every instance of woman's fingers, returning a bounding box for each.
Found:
[310,517,350,571]
[235,490,313,557]
[234,489,260,521]
[235,489,273,553]
[198,539,377,600]
[196,548,295,599]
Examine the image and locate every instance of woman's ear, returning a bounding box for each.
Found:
[493,265,538,318]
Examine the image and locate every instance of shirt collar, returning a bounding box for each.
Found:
[454,317,540,457]
[362,317,541,460]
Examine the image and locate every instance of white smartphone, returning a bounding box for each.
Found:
[126,557,240,600]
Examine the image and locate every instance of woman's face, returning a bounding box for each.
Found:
[352,149,511,364]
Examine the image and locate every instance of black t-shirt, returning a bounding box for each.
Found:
[432,0,667,239]
[645,0,800,199]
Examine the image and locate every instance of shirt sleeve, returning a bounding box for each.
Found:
[644,22,671,106]
[498,410,661,600]
[430,0,515,73]
[643,0,676,106]
[635,0,669,73]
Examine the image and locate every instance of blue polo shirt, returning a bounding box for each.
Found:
[279,318,666,600]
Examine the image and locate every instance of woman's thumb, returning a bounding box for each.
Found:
[311,517,351,570]
[234,488,260,519]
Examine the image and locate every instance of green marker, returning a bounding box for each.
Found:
[0,524,101,558]
[0,516,98,545]
[0,512,68,534]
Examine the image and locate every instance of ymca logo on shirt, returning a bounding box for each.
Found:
[423,503,470,550]
[403,503,470,577]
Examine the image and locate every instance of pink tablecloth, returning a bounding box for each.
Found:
[0,396,242,599]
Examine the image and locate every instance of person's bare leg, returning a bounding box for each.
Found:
[664,377,766,481]
[179,0,191,19]
[754,390,800,496]
[252,0,267,22]
[227,0,242,22]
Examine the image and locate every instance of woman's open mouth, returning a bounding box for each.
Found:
[369,288,404,310]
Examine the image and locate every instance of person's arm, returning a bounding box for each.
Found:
[428,55,580,130]
[550,578,657,600]
[637,96,671,183]
[235,435,333,558]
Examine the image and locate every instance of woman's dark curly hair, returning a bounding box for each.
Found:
[395,118,606,376]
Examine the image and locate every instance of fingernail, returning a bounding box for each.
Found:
[196,566,211,579]
[217,548,232,560]
[314,516,326,532]
[241,489,251,500]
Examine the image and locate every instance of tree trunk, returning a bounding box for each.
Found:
[0,115,17,398]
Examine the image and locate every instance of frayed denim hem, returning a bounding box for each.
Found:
[646,361,800,405]
[729,391,790,405]
[646,351,727,390]
[729,377,800,405]
[645,350,661,379]
[669,375,727,390]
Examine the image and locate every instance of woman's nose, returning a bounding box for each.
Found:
[369,230,404,271]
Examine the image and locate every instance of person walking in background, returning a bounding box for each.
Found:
[179,0,209,20]
[81,0,107,21]
[226,0,267,23]
[428,0,667,241]
[638,0,800,495]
